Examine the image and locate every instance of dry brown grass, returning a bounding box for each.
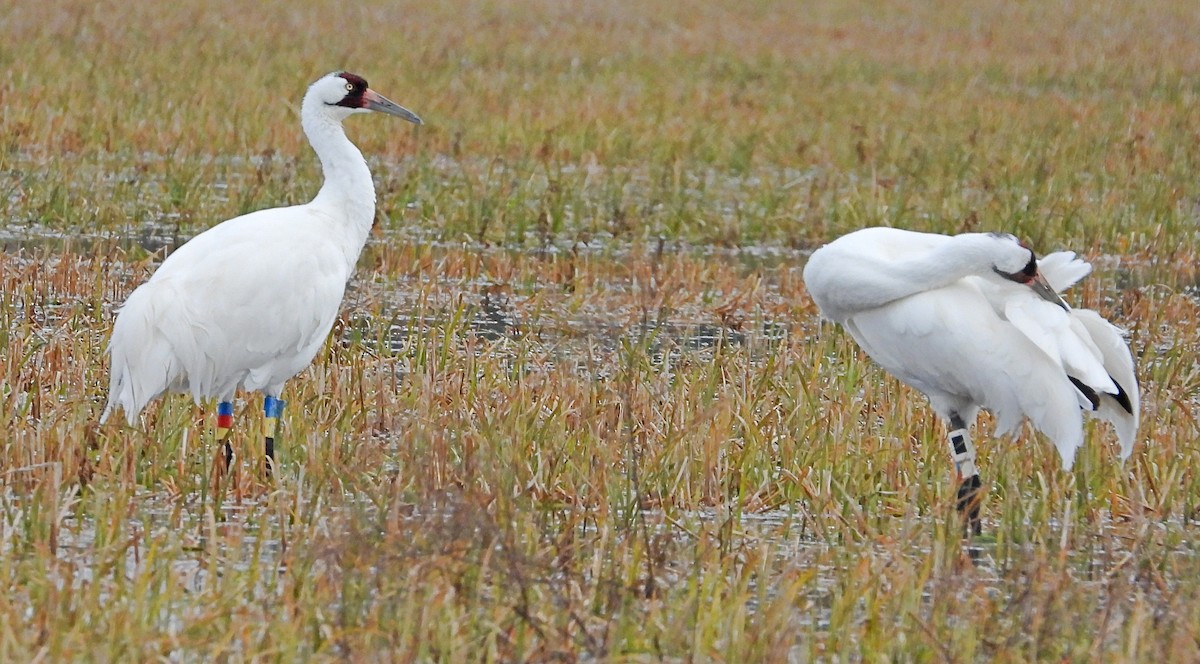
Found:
[2,0,1200,660]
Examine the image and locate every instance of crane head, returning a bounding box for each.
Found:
[311,71,423,125]
[992,240,1069,310]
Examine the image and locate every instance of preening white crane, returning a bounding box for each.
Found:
[802,227,1138,535]
[102,71,422,469]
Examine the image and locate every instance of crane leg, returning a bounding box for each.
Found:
[216,401,235,471]
[263,396,284,475]
[209,401,237,500]
[948,414,982,537]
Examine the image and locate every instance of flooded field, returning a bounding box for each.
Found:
[4,0,1200,659]
[3,218,1199,659]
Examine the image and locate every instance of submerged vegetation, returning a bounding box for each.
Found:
[2,0,1200,660]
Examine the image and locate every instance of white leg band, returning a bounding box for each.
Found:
[948,427,979,479]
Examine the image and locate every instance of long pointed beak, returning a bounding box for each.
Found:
[1029,272,1070,311]
[363,89,423,125]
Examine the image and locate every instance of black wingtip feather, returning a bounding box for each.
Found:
[1109,377,1134,415]
[1069,374,1135,415]
[1068,376,1100,411]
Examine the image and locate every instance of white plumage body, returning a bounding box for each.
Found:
[105,207,357,419]
[103,72,421,426]
[803,226,1138,469]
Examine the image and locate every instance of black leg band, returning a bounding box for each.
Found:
[956,475,983,537]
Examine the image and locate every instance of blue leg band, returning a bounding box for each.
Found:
[216,401,235,440]
[264,396,285,419]
[263,396,284,466]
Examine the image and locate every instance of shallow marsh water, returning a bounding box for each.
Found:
[4,0,1200,648]
[3,210,1199,659]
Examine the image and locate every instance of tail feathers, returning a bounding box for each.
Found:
[103,340,179,425]
[1035,252,1140,459]
[1021,377,1086,471]
[102,285,183,425]
[1066,309,1140,459]
[1038,251,1092,293]
[1097,382,1138,458]
[1008,257,1140,463]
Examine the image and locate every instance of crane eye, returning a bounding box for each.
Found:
[345,82,354,92]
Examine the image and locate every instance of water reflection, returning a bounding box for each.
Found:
[0,222,185,256]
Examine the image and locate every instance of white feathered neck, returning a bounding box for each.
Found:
[300,92,376,248]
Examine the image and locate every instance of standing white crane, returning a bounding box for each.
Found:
[102,71,422,472]
[802,227,1138,535]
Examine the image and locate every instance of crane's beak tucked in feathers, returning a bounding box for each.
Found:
[994,251,1069,311]
[1026,273,1068,310]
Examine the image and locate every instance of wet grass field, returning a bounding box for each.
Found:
[3,0,1200,660]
